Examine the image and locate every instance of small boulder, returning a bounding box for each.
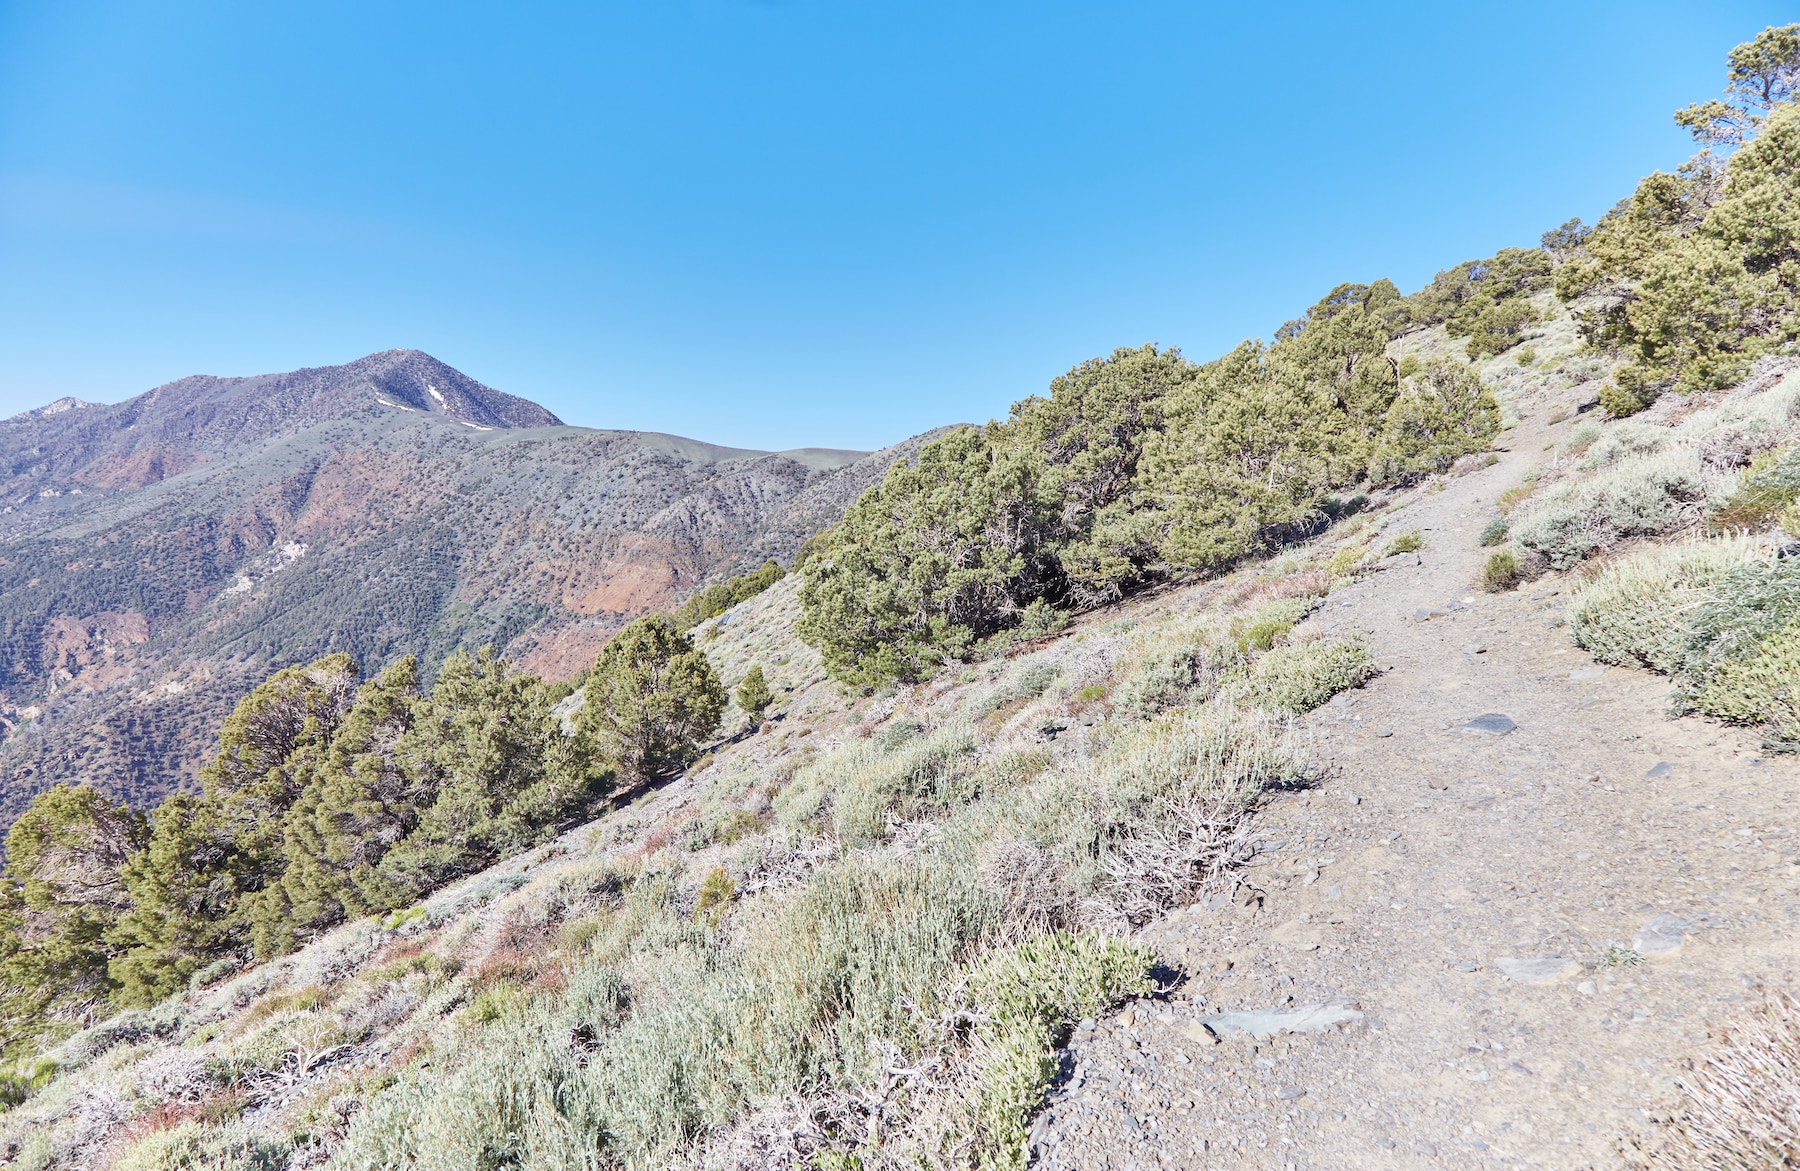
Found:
[1631,914,1692,959]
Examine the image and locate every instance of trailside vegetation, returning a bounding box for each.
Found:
[798,290,1500,687]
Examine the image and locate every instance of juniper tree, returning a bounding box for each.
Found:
[736,665,773,724]
[583,616,725,777]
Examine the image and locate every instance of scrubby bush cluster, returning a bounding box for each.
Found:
[1555,25,1800,413]
[0,617,726,1060]
[798,292,1499,686]
[1570,538,1800,747]
[1507,368,1800,571]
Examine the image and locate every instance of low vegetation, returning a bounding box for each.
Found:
[0,553,1364,1170]
[1571,538,1800,748]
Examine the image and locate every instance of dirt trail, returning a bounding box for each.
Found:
[1035,417,1800,1169]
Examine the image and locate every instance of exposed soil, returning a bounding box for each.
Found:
[1034,415,1800,1168]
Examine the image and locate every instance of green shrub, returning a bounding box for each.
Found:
[1483,549,1523,592]
[1245,638,1376,714]
[1692,618,1800,735]
[1113,642,1219,720]
[734,665,772,724]
[1713,445,1800,530]
[1231,597,1314,654]
[111,1121,289,1171]
[1681,555,1800,682]
[1462,297,1536,358]
[1569,539,1761,675]
[1511,449,1723,567]
[1366,360,1501,485]
[773,722,978,845]
[799,302,1417,687]
[951,931,1155,1165]
[674,560,786,630]
[1385,530,1424,555]
[1516,345,1538,367]
[1478,518,1509,546]
[1599,368,1658,418]
[693,869,735,924]
[1566,420,1602,452]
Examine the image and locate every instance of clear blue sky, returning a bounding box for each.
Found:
[0,2,1790,451]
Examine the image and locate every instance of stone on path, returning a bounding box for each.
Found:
[1495,956,1582,985]
[1645,761,1674,779]
[1414,607,1451,621]
[1459,713,1517,735]
[1199,1002,1362,1040]
[1632,914,1692,959]
[1570,666,1608,680]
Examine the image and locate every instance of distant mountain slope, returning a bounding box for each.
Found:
[0,350,561,497]
[0,351,913,823]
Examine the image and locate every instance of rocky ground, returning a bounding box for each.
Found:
[1031,411,1800,1169]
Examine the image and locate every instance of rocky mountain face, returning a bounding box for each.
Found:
[0,350,923,822]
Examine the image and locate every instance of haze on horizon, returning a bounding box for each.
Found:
[0,0,1790,451]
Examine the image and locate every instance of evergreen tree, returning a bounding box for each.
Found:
[736,665,773,725]
[377,649,601,901]
[246,657,422,958]
[1367,359,1502,484]
[108,654,358,1000]
[108,795,236,1006]
[0,785,145,1052]
[582,616,725,776]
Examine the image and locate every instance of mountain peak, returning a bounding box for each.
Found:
[0,352,564,496]
[325,350,563,429]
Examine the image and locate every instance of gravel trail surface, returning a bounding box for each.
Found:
[1032,418,1800,1169]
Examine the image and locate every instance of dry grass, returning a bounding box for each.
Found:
[1626,981,1800,1168]
[1217,566,1331,610]
[1096,792,1257,926]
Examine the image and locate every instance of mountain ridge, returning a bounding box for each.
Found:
[0,351,919,824]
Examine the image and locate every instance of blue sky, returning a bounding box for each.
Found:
[0,2,1791,451]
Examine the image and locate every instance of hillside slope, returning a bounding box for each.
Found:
[0,352,920,822]
[8,302,1796,1171]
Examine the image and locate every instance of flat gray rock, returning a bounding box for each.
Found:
[1632,914,1692,959]
[1199,1002,1362,1040]
[1459,713,1517,735]
[1570,666,1608,681]
[1414,607,1451,621]
[1645,761,1674,779]
[1495,956,1581,985]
